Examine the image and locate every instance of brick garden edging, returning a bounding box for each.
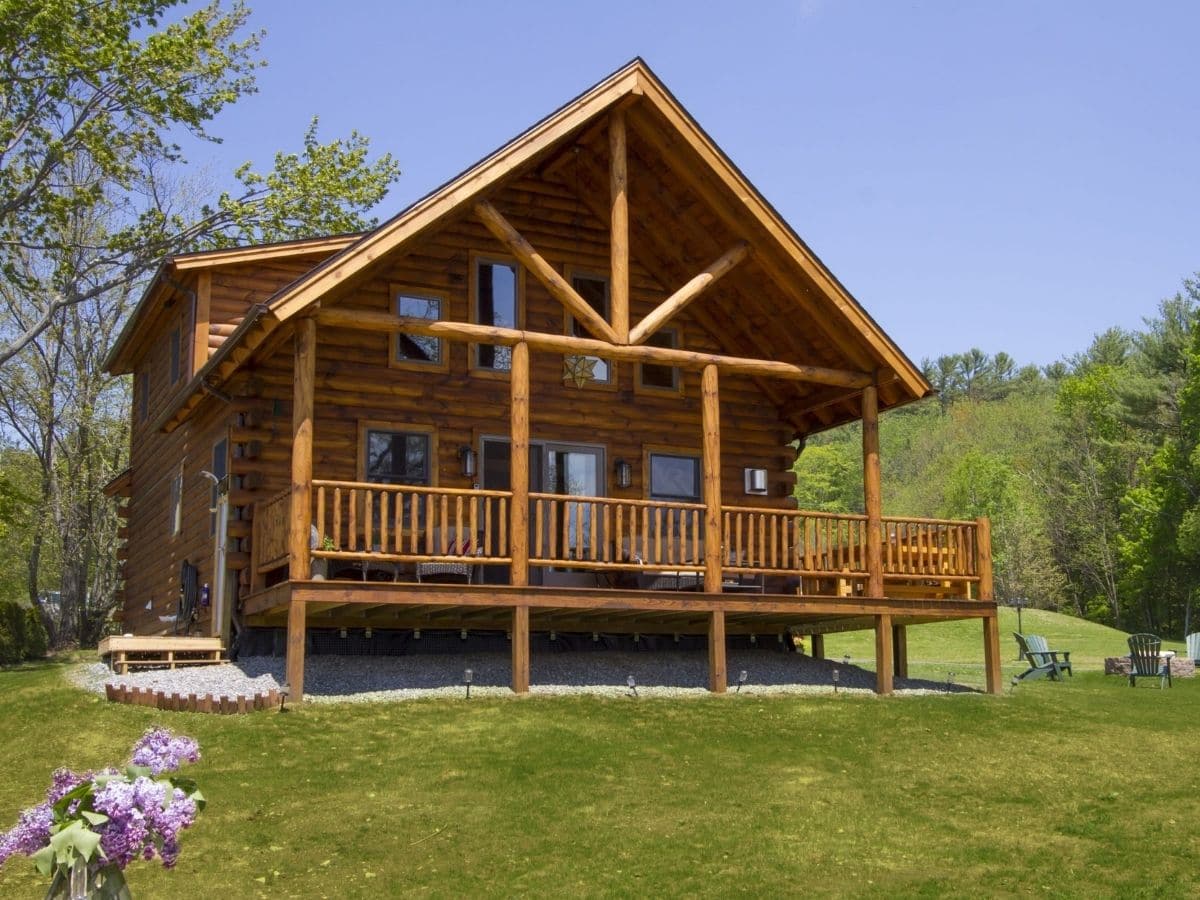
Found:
[104,683,282,714]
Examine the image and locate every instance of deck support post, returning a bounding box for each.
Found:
[862,384,884,598]
[810,633,825,660]
[976,516,994,601]
[983,614,1002,695]
[286,598,306,702]
[892,624,908,679]
[708,610,727,693]
[701,364,722,593]
[289,317,316,582]
[510,341,530,588]
[874,613,894,695]
[609,108,629,343]
[512,605,530,693]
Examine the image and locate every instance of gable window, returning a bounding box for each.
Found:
[638,328,680,392]
[362,425,433,530]
[473,258,520,371]
[565,272,611,384]
[210,437,228,536]
[392,288,445,368]
[168,466,183,537]
[138,372,149,424]
[169,326,182,384]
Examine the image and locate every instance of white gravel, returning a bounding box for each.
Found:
[69,650,975,704]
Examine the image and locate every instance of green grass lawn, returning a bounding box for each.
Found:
[1,615,1197,899]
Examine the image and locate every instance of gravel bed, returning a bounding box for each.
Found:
[70,650,975,704]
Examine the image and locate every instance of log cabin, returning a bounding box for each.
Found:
[103,59,1003,699]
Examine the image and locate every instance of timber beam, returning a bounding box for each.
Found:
[629,242,750,345]
[315,309,873,390]
[474,200,620,344]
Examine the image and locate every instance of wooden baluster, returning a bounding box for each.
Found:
[392,491,402,553]
[499,497,508,558]
[589,500,598,561]
[316,486,326,546]
[379,492,388,553]
[484,497,493,559]
[425,495,434,556]
[562,500,571,562]
[884,521,893,573]
[955,525,965,576]
[470,496,478,557]
[548,499,557,560]
[615,504,624,563]
[692,510,700,564]
[803,518,812,571]
[455,496,464,552]
[667,508,677,564]
[603,503,611,562]
[348,489,358,552]
[408,491,418,553]
[653,506,662,565]
[640,506,649,567]
[534,499,543,559]
[364,490,374,551]
[333,488,342,550]
[758,514,767,570]
[735,512,743,568]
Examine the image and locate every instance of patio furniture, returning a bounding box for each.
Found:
[1187,632,1200,663]
[1127,633,1171,688]
[1014,632,1070,682]
[416,527,480,584]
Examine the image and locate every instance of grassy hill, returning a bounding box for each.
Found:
[819,608,1187,688]
[0,628,1196,898]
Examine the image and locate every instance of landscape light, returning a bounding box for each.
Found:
[550,630,557,641]
[947,670,956,690]
[832,668,840,693]
[463,668,473,699]
[461,628,468,640]
[626,674,638,697]
[750,634,757,645]
[737,670,748,693]
[843,654,851,668]
[414,628,421,639]
[339,628,347,639]
[364,627,372,639]
[1010,675,1020,693]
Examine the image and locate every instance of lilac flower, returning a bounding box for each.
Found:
[130,728,200,776]
[0,803,52,865]
[47,768,87,804]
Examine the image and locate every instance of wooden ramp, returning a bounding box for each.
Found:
[98,635,225,675]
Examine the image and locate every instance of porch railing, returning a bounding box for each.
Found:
[250,483,983,591]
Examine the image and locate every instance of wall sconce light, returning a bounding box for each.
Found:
[615,458,633,490]
[743,467,768,495]
[458,445,477,479]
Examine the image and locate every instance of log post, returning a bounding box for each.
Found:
[610,109,629,343]
[701,363,726,693]
[289,317,316,582]
[874,613,894,695]
[510,340,532,692]
[862,384,884,598]
[708,610,727,693]
[286,598,306,702]
[811,633,825,660]
[892,624,908,679]
[512,605,530,694]
[983,614,1003,695]
[976,516,994,601]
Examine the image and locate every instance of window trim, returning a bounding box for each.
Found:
[355,420,439,488]
[636,326,684,395]
[469,252,524,377]
[389,284,449,372]
[563,266,616,389]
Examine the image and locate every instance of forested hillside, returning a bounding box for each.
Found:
[794,276,1200,638]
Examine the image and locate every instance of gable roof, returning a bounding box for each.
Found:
[152,58,932,434]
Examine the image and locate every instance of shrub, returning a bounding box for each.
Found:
[0,602,46,664]
[22,608,47,660]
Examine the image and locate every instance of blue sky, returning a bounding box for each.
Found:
[186,0,1200,367]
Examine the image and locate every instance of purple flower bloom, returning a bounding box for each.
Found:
[0,803,52,865]
[130,728,200,776]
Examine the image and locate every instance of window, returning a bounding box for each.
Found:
[169,326,182,384]
[210,437,228,536]
[649,453,701,503]
[638,328,680,391]
[138,372,149,424]
[391,288,445,367]
[362,426,433,529]
[473,258,520,371]
[565,272,611,384]
[648,451,701,541]
[168,467,183,537]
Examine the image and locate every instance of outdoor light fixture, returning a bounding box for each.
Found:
[737,670,748,693]
[1010,675,1020,693]
[947,670,956,690]
[364,627,373,639]
[614,459,633,490]
[463,668,473,699]
[460,628,468,640]
[843,654,851,668]
[743,467,768,495]
[831,668,840,693]
[458,445,477,479]
[339,628,347,639]
[626,674,638,697]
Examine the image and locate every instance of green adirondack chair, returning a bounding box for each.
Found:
[1014,633,1071,682]
[1127,633,1171,688]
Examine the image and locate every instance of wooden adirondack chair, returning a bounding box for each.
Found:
[1187,632,1200,663]
[1127,633,1171,688]
[1014,633,1070,682]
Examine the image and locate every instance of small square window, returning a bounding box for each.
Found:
[639,329,680,391]
[392,290,444,366]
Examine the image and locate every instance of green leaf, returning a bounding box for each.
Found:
[81,810,109,826]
